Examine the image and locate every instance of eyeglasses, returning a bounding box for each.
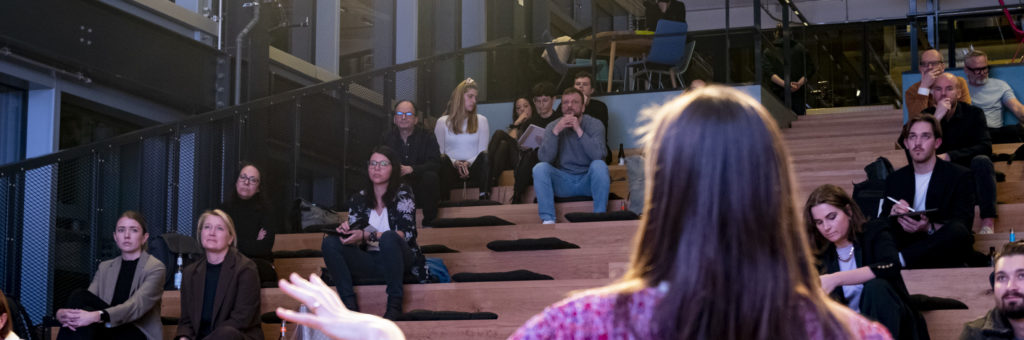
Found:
[368,160,392,168]
[238,174,260,185]
[395,111,414,117]
[965,65,990,74]
[919,61,943,68]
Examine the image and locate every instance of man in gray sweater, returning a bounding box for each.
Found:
[533,87,610,224]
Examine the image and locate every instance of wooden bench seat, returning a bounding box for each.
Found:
[275,220,639,253]
[159,279,612,321]
[274,247,633,281]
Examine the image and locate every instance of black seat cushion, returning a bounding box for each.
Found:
[486,237,580,251]
[547,193,624,203]
[451,270,554,282]
[161,317,179,325]
[438,200,503,208]
[430,216,514,228]
[303,223,341,234]
[272,249,324,258]
[420,244,459,253]
[260,311,283,324]
[908,294,968,311]
[394,309,498,321]
[564,211,640,222]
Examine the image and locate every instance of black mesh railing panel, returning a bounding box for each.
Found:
[20,164,56,324]
[0,174,9,293]
[52,157,96,320]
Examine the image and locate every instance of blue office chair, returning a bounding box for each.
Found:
[629,20,690,90]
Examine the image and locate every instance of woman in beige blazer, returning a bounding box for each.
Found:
[56,211,166,340]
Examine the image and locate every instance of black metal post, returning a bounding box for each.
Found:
[725,0,730,84]
[783,4,792,111]
[754,0,762,86]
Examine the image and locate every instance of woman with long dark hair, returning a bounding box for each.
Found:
[320,146,426,320]
[805,184,927,339]
[435,78,491,200]
[487,96,534,195]
[274,86,893,339]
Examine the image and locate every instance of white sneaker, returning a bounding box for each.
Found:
[979,226,994,234]
[542,220,556,224]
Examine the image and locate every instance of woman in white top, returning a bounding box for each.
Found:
[434,78,491,200]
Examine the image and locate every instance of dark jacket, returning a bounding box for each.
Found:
[882,159,975,229]
[380,127,441,179]
[763,38,817,82]
[922,102,993,168]
[818,220,909,304]
[176,248,262,340]
[960,308,1015,339]
[219,198,277,261]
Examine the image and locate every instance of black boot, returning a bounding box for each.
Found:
[340,295,359,312]
[383,295,403,320]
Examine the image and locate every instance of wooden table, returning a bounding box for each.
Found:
[583,31,653,92]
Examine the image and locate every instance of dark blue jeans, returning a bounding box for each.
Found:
[321,230,413,310]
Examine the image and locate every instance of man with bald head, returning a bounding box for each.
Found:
[921,73,997,234]
[905,49,972,117]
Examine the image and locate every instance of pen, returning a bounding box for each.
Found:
[886,196,916,212]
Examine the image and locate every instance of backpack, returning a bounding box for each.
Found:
[292,199,344,233]
[853,157,895,219]
[148,233,204,290]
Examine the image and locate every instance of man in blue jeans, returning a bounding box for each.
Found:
[533,87,609,224]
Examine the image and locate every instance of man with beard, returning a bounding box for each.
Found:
[533,87,609,224]
[960,242,1024,339]
[883,114,976,269]
[963,49,1024,143]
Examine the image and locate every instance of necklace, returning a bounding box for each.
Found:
[838,245,855,262]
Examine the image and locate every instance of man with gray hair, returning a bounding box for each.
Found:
[964,49,1024,143]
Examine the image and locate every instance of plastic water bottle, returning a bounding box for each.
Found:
[1012,229,1016,243]
[174,254,183,290]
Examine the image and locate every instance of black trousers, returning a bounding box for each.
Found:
[858,279,926,340]
[971,155,998,219]
[772,85,807,116]
[894,220,973,269]
[405,170,440,225]
[440,153,491,200]
[56,289,147,340]
[512,149,541,203]
[487,130,520,186]
[990,125,1024,144]
[321,230,414,311]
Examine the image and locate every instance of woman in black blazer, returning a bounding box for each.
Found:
[176,209,262,340]
[804,184,928,340]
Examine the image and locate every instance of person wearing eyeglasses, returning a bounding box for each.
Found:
[905,49,972,119]
[963,49,1024,144]
[218,162,279,284]
[320,146,427,320]
[380,100,441,225]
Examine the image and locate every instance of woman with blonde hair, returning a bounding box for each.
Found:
[274,86,893,340]
[435,78,492,200]
[176,209,262,340]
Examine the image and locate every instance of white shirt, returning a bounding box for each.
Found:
[836,244,864,313]
[4,332,21,340]
[366,207,389,251]
[435,114,490,165]
[913,171,932,213]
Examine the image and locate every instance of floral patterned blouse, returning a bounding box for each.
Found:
[346,184,427,280]
[509,285,893,340]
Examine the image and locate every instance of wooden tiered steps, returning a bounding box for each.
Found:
[116,108,1019,340]
[276,220,639,253]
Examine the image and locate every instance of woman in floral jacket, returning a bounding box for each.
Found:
[321,146,425,320]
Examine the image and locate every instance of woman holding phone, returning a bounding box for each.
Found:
[320,146,426,320]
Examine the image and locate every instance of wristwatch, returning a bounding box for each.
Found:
[99,309,110,322]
